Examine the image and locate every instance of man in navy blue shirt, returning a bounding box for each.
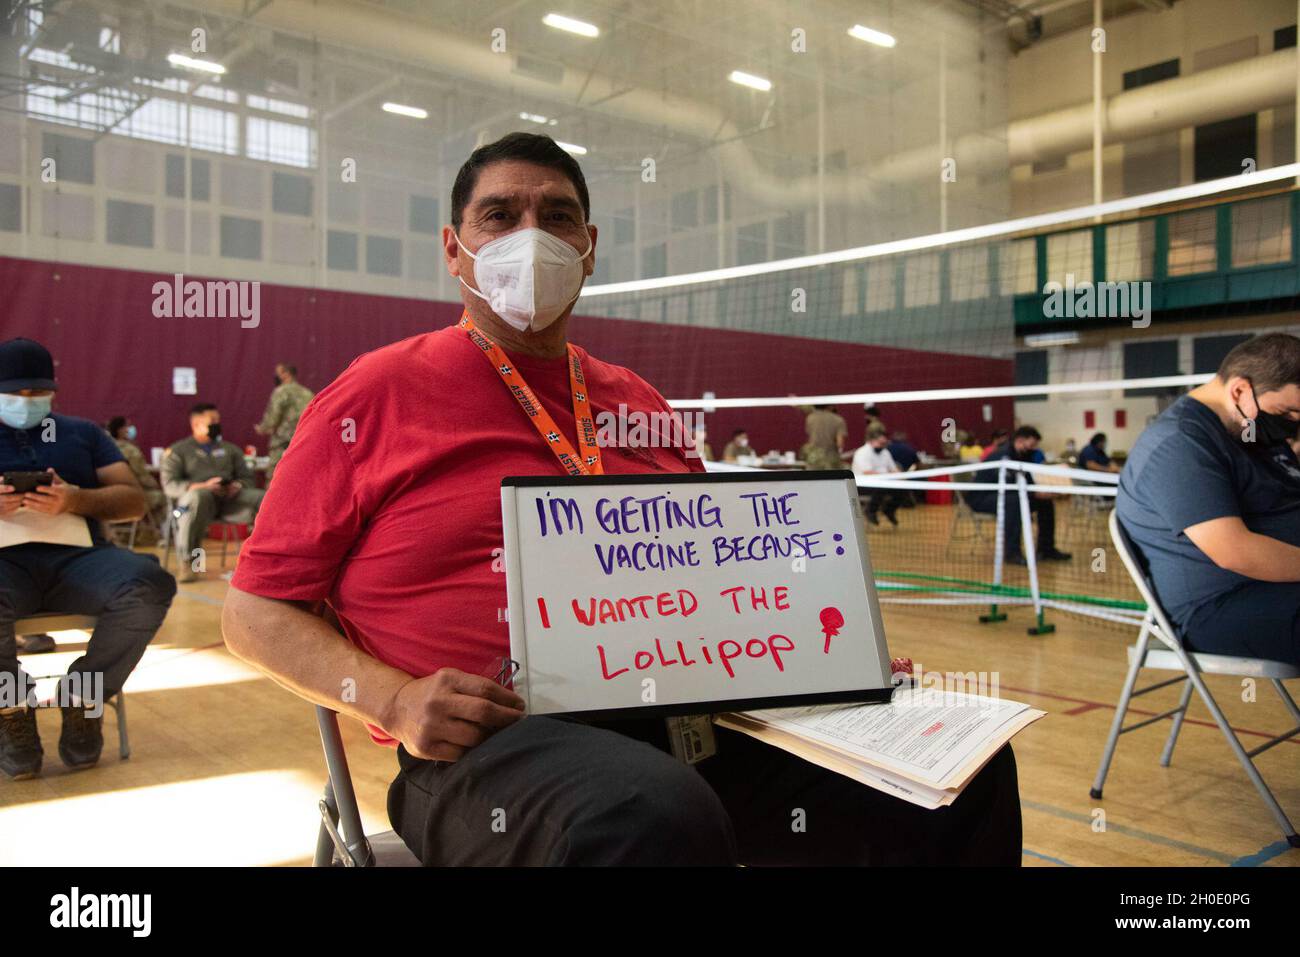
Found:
[1117,333,1300,666]
[1078,433,1120,473]
[887,431,919,471]
[0,338,176,779]
[966,426,1071,565]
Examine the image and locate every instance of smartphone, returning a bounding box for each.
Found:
[3,471,53,494]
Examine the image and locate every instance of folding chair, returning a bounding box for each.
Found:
[160,498,250,574]
[105,519,140,549]
[313,705,419,867]
[946,488,995,549]
[14,613,130,760]
[1092,510,1300,846]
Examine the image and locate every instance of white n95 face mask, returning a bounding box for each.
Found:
[457,227,592,333]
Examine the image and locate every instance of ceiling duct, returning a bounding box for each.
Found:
[160,0,1300,211]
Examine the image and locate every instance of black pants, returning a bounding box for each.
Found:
[388,715,1022,866]
[1184,580,1300,667]
[969,494,1056,557]
[861,491,903,521]
[0,542,176,700]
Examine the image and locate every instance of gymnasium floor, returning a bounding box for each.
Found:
[1,519,1296,868]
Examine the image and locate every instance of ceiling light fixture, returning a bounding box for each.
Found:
[728,70,772,92]
[382,101,427,119]
[167,52,226,74]
[848,24,897,48]
[543,13,599,37]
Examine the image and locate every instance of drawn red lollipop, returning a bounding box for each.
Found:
[819,606,845,654]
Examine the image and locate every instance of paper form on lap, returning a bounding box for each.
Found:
[717,689,1046,809]
[0,509,93,549]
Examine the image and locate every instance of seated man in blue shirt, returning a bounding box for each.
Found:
[1077,433,1120,473]
[965,426,1071,565]
[1117,333,1300,666]
[0,338,176,779]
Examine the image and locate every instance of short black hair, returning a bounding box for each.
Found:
[105,416,127,438]
[189,402,217,417]
[732,428,747,438]
[1089,432,1107,446]
[1218,333,1300,393]
[451,132,590,229]
[278,362,297,376]
[1014,426,1042,442]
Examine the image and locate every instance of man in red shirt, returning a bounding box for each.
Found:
[223,132,1021,865]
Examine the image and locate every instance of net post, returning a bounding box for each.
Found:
[980,463,1008,623]
[1020,469,1056,636]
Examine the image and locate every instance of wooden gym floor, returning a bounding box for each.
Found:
[0,522,1296,867]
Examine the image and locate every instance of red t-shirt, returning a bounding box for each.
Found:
[230,324,704,743]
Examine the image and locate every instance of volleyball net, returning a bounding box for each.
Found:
[684,370,1213,635]
[708,453,1144,634]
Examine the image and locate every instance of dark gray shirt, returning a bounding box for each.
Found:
[1116,395,1300,629]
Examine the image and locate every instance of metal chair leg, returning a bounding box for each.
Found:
[112,692,130,760]
[1090,624,1150,799]
[1159,677,1195,767]
[1273,679,1300,725]
[314,780,341,867]
[1183,665,1298,846]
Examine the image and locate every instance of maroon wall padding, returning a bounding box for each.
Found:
[0,255,1013,458]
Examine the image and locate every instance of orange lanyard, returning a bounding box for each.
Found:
[460,313,603,476]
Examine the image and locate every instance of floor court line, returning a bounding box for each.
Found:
[1000,684,1299,746]
[1022,847,1074,866]
[1020,799,1237,864]
[1230,840,1297,867]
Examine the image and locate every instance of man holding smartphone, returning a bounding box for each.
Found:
[0,338,176,779]
[161,403,265,583]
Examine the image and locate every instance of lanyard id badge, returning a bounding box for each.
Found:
[667,715,718,765]
[460,313,603,476]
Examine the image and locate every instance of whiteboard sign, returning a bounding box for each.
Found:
[501,471,893,720]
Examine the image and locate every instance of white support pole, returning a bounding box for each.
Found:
[1018,472,1041,613]
[993,463,1007,587]
[939,33,948,233]
[1092,0,1104,217]
[817,71,826,254]
[184,82,193,275]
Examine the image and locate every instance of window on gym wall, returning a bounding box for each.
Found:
[1193,334,1252,374]
[1231,196,1292,268]
[1123,339,1179,398]
[1167,208,1218,276]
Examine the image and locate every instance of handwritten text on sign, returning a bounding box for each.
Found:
[528,489,854,685]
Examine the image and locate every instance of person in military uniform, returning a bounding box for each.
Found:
[799,404,847,471]
[162,403,265,583]
[254,363,314,482]
[105,416,166,535]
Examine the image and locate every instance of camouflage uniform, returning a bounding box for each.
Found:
[257,381,314,482]
[800,407,847,471]
[161,438,265,558]
[113,437,167,530]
